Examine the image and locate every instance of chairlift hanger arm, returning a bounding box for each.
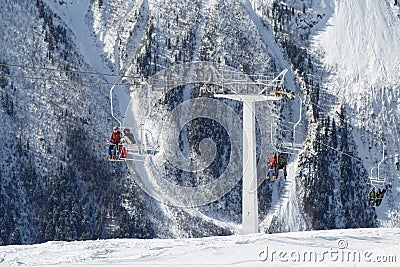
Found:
[377,140,385,180]
[110,84,122,129]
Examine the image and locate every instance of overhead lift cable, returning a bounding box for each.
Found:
[1,63,396,177]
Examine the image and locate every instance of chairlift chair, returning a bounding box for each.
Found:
[368,140,388,189]
[119,125,157,161]
[142,128,157,155]
[275,95,303,154]
[368,167,388,208]
[369,167,388,188]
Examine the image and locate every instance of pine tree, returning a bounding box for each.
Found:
[9,227,21,245]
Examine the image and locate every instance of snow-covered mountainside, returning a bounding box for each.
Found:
[0,0,399,245]
[310,0,400,228]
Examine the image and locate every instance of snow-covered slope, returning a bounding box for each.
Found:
[0,228,398,266]
[313,0,400,89]
[311,0,400,225]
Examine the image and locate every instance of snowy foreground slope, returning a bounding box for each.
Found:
[0,228,398,266]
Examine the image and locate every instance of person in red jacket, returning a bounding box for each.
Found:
[108,126,121,160]
[267,153,278,180]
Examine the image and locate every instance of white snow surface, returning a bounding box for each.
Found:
[0,228,398,266]
[312,0,400,94]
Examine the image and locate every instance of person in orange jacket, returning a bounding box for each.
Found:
[108,126,121,160]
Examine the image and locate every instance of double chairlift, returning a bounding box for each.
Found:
[108,85,157,162]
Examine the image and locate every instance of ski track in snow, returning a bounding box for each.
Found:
[0,228,398,266]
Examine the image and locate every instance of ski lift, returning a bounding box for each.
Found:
[108,82,157,162]
[140,127,158,155]
[364,139,391,208]
[272,96,303,155]
[273,87,295,100]
[369,140,388,188]
[107,125,157,162]
[117,125,158,162]
[368,156,388,208]
[265,151,288,180]
[266,123,289,180]
[282,96,303,152]
[107,84,126,162]
[265,95,302,180]
[369,167,388,188]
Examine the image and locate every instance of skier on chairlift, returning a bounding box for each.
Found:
[375,188,386,207]
[277,153,288,180]
[368,187,376,207]
[375,188,382,207]
[119,128,137,159]
[108,126,122,160]
[123,128,136,145]
[267,153,278,180]
[273,87,295,100]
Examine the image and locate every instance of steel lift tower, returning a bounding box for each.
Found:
[214,69,287,234]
